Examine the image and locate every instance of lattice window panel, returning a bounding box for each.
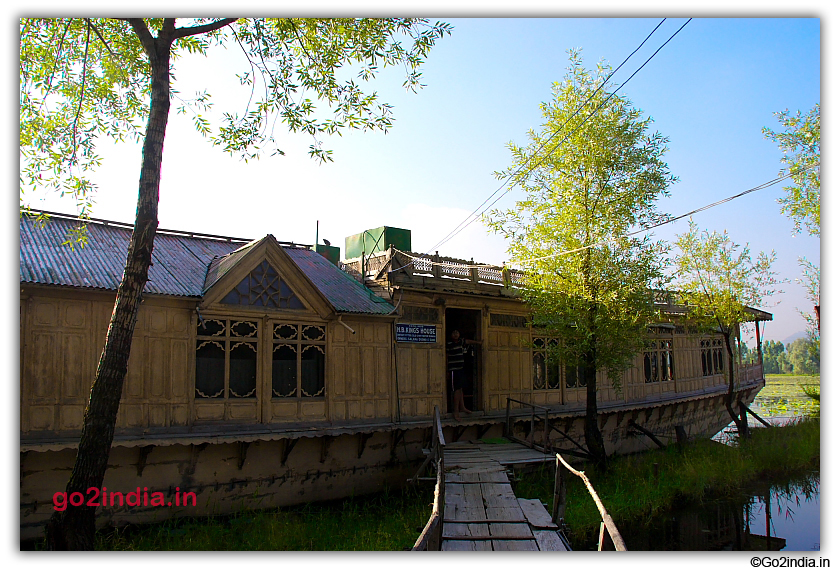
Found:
[195,318,258,399]
[271,322,326,399]
[222,261,304,310]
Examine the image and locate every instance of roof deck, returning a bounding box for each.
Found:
[341,247,772,320]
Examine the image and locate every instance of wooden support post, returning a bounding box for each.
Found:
[476,423,493,440]
[505,397,511,438]
[185,443,208,478]
[543,409,550,451]
[320,436,334,463]
[739,402,752,439]
[357,432,373,459]
[744,406,773,428]
[675,425,688,447]
[628,420,666,449]
[598,521,606,551]
[552,456,567,525]
[525,408,534,449]
[452,425,467,443]
[280,438,299,466]
[237,441,250,470]
[136,445,155,477]
[528,409,535,448]
[391,429,407,459]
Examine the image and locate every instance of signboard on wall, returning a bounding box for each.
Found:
[395,323,437,343]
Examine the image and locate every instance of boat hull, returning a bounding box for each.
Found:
[20,380,763,542]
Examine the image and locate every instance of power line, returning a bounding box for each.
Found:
[423,18,670,257]
[506,165,816,268]
[385,165,816,272]
[426,18,692,257]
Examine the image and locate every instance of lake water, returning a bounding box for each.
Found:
[586,474,820,551]
[584,376,821,551]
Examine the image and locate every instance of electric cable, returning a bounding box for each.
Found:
[427,18,692,256]
[423,18,671,258]
[385,164,816,272]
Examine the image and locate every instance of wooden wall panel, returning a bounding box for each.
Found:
[148,337,168,399]
[61,333,86,399]
[22,291,200,436]
[328,319,394,422]
[332,346,347,397]
[375,347,390,396]
[31,331,57,399]
[170,339,189,398]
[362,347,375,395]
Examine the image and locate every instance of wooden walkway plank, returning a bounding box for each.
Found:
[533,530,570,551]
[437,441,571,552]
[517,498,559,529]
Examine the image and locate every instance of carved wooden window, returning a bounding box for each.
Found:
[491,313,528,328]
[532,337,561,390]
[195,318,258,398]
[272,323,326,398]
[565,365,586,389]
[644,339,675,382]
[401,305,439,324]
[222,260,305,310]
[701,338,724,376]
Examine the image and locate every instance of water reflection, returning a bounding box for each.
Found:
[575,474,819,551]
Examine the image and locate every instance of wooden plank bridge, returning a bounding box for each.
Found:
[440,442,570,551]
[413,404,627,552]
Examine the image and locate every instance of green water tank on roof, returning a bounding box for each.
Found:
[345,226,411,260]
[314,243,340,265]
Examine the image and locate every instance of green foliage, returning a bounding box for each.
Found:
[801,383,820,402]
[20,17,452,219]
[82,484,429,550]
[762,340,790,375]
[787,337,819,376]
[485,49,676,386]
[673,220,780,343]
[762,103,820,236]
[797,258,820,354]
[515,418,819,538]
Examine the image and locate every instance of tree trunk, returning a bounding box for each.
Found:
[722,331,749,441]
[583,300,607,470]
[583,347,607,470]
[45,25,172,550]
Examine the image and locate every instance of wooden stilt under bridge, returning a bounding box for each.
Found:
[440,442,570,551]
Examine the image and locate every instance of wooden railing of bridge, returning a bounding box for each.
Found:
[503,397,593,460]
[411,405,446,551]
[553,453,627,551]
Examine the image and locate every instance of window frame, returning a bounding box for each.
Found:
[531,336,570,391]
[194,317,260,400]
[270,321,327,400]
[700,337,724,377]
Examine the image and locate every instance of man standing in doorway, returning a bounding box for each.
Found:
[447,329,482,421]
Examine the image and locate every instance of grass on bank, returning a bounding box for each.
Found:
[35,387,817,551]
[513,416,820,542]
[91,484,431,551]
[90,418,817,550]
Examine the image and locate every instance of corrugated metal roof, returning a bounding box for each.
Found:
[20,215,241,296]
[287,247,394,315]
[20,214,394,315]
[203,239,259,293]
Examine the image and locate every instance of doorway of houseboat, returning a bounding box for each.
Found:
[444,308,483,415]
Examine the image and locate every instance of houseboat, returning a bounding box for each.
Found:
[19,214,770,540]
